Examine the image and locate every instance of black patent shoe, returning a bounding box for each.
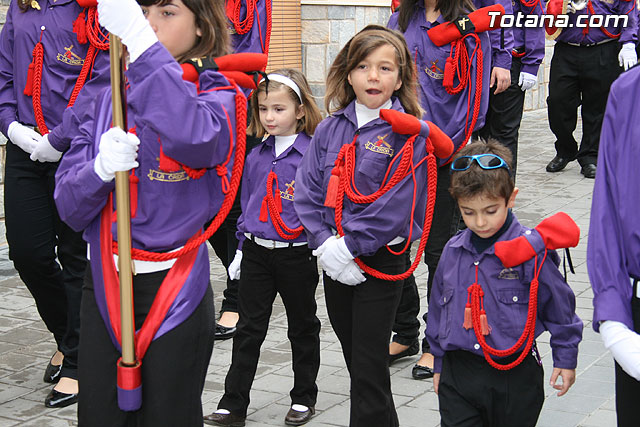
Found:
[203,411,246,426]
[580,163,596,179]
[214,323,237,341]
[43,355,62,384]
[546,155,572,172]
[411,364,435,380]
[389,340,419,365]
[44,388,78,408]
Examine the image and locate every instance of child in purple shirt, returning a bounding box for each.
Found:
[427,140,583,426]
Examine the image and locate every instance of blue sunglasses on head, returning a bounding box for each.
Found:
[450,154,511,174]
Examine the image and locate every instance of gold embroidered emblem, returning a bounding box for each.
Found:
[31,0,41,10]
[425,59,444,80]
[457,16,470,31]
[56,45,84,67]
[280,180,295,202]
[365,134,394,157]
[147,169,191,182]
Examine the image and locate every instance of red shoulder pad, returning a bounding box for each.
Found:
[77,0,97,7]
[427,5,505,47]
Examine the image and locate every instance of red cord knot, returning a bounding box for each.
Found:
[216,165,230,194]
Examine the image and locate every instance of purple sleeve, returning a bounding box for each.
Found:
[54,91,114,232]
[294,122,335,250]
[126,43,233,169]
[475,0,514,70]
[48,49,111,152]
[234,163,251,250]
[387,11,399,30]
[587,80,635,332]
[619,0,638,44]
[0,2,17,136]
[519,2,545,76]
[537,254,583,369]
[425,244,450,373]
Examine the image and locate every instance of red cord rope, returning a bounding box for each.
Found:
[266,171,304,240]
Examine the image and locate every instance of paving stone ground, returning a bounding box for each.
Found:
[0,109,618,426]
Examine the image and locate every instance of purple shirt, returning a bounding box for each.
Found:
[54,43,236,252]
[426,216,583,372]
[556,0,637,45]
[294,98,430,258]
[228,0,270,54]
[0,0,110,143]
[512,0,545,76]
[474,0,515,70]
[236,133,310,246]
[388,9,491,164]
[588,66,640,332]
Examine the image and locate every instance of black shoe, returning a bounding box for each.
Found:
[411,364,435,380]
[546,155,572,172]
[389,340,419,365]
[203,411,246,426]
[214,324,237,341]
[580,163,596,179]
[285,406,315,426]
[43,355,62,384]
[44,388,78,408]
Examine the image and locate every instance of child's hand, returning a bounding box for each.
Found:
[433,373,440,394]
[549,368,575,396]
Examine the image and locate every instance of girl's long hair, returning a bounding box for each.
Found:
[248,68,323,138]
[325,25,422,118]
[396,0,476,32]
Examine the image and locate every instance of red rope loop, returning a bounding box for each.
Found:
[230,0,256,34]
[470,251,548,370]
[266,171,304,240]
[112,84,247,261]
[331,133,438,281]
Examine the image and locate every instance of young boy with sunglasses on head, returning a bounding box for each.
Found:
[426,140,583,426]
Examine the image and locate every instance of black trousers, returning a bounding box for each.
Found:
[614,280,640,427]
[325,246,404,427]
[477,56,525,177]
[547,41,621,166]
[439,350,544,427]
[393,165,460,354]
[78,268,215,427]
[219,240,320,417]
[4,141,85,380]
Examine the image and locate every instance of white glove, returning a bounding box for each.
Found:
[318,237,354,280]
[618,43,638,71]
[228,250,242,281]
[600,320,640,380]
[97,0,158,63]
[7,121,40,155]
[518,71,537,92]
[94,127,140,182]
[30,134,62,163]
[335,260,366,286]
[312,235,337,259]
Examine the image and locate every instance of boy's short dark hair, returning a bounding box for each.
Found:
[449,139,515,203]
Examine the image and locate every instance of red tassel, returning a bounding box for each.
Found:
[480,310,491,336]
[324,166,342,208]
[259,197,268,222]
[129,173,139,218]
[275,191,282,213]
[159,146,181,172]
[463,305,472,330]
[443,56,455,88]
[24,61,34,96]
[73,10,88,45]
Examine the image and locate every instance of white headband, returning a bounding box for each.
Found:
[259,73,302,102]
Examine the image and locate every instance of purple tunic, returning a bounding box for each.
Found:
[294,98,430,258]
[556,0,637,45]
[588,66,640,332]
[228,0,271,54]
[426,216,583,373]
[513,0,545,76]
[388,8,491,164]
[473,0,515,70]
[0,0,110,146]
[236,133,310,247]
